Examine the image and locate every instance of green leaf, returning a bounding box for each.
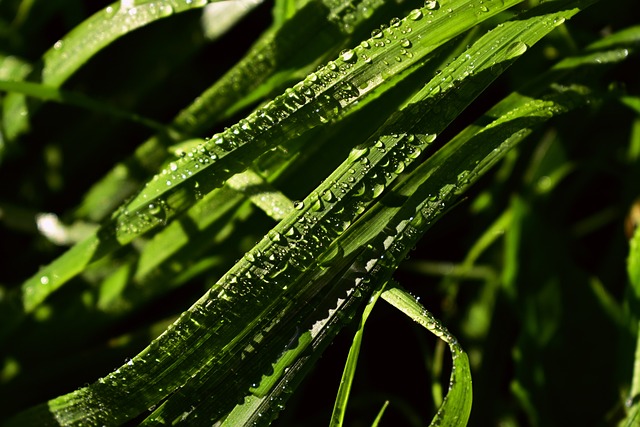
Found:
[381,284,472,427]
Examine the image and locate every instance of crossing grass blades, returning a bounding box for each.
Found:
[0,0,639,425]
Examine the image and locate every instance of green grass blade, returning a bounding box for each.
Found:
[3,1,608,424]
[625,224,640,427]
[371,401,390,427]
[381,284,472,427]
[329,283,386,427]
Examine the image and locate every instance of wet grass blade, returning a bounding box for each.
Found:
[381,284,472,427]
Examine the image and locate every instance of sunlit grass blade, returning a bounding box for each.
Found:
[371,401,390,427]
[3,0,611,424]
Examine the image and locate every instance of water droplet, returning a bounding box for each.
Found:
[479,5,489,12]
[268,230,284,244]
[372,181,385,198]
[349,145,369,161]
[310,193,324,212]
[321,189,335,202]
[506,41,528,59]
[409,9,423,20]
[293,200,304,210]
[160,4,174,16]
[416,133,437,144]
[424,0,438,10]
[390,17,401,28]
[360,40,371,49]
[40,276,49,285]
[340,49,356,63]
[53,40,63,50]
[318,243,343,266]
[400,38,412,48]
[371,28,383,39]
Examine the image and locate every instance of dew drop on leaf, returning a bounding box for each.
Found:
[340,49,356,62]
[506,41,528,59]
[160,4,174,16]
[409,8,423,20]
[348,145,369,161]
[424,0,438,10]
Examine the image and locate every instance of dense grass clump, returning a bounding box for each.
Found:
[0,0,639,426]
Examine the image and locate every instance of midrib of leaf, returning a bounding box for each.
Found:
[17,0,521,316]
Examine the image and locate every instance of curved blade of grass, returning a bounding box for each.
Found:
[4,1,602,424]
[0,0,232,146]
[381,284,472,427]
[132,17,632,420]
[17,0,521,317]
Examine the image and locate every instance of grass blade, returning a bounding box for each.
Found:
[381,284,472,427]
[329,283,386,427]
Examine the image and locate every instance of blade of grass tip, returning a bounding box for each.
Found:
[329,283,387,427]
[16,0,522,320]
[371,401,390,427]
[381,283,472,427]
[0,0,230,146]
[74,0,393,222]
[0,80,166,131]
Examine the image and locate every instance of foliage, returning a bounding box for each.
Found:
[0,0,638,425]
